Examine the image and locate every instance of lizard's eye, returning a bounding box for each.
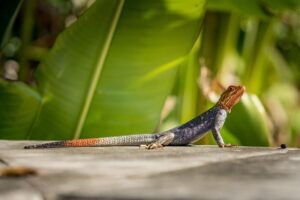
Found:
[228,86,234,91]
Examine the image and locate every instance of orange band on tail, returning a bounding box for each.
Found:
[64,138,100,147]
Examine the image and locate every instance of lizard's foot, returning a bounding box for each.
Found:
[219,144,237,148]
[140,143,163,149]
[147,143,163,149]
[140,132,174,150]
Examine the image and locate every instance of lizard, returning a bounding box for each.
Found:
[24,85,245,149]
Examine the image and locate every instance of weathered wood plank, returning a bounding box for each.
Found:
[0,140,299,200]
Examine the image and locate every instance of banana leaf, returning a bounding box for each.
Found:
[225,93,271,146]
[21,0,206,140]
[0,80,40,139]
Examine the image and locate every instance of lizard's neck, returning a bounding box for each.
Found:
[215,102,231,113]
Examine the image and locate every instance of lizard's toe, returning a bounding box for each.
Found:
[224,144,237,148]
[147,143,163,149]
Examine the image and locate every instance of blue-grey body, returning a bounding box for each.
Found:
[24,106,228,149]
[159,106,227,146]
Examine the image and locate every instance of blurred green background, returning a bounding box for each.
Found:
[0,0,299,147]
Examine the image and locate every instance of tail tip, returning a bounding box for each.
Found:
[24,144,40,149]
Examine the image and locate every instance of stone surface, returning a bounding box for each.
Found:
[0,140,299,200]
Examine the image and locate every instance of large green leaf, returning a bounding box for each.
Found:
[26,0,206,140]
[0,80,40,139]
[225,93,271,146]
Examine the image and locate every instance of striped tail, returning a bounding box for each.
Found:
[24,134,157,149]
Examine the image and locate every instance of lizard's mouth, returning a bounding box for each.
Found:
[235,86,245,98]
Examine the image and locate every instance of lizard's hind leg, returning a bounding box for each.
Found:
[142,132,175,149]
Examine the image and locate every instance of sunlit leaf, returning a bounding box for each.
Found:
[225,93,271,146]
[0,80,40,139]
[27,0,206,140]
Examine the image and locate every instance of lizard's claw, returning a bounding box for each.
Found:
[221,144,237,148]
[148,143,163,149]
[226,144,238,148]
[140,133,174,149]
[140,143,163,149]
[218,144,237,148]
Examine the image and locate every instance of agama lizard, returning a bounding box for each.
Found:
[24,85,245,149]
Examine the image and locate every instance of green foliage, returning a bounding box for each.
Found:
[207,0,270,19]
[1,0,206,140]
[0,0,23,49]
[225,94,271,146]
[207,0,300,19]
[262,0,300,11]
[264,84,300,144]
[177,37,201,124]
[0,80,40,139]
[201,0,300,146]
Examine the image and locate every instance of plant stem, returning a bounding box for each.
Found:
[19,0,36,82]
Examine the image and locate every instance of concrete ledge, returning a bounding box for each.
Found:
[0,140,299,200]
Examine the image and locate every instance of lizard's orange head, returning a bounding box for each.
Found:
[217,85,245,112]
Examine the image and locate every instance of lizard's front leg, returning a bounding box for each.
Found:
[211,127,235,148]
[141,132,175,149]
[211,109,236,148]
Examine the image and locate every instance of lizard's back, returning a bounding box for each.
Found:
[164,107,223,145]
